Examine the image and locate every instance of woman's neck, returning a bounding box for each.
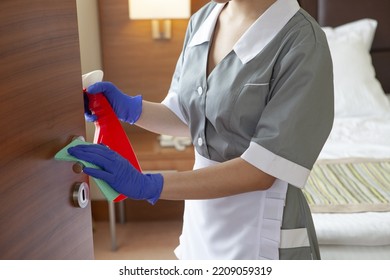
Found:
[224,0,277,22]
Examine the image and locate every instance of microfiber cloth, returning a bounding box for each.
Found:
[54,139,120,201]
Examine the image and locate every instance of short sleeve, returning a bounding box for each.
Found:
[161,17,196,126]
[161,51,188,125]
[241,42,334,188]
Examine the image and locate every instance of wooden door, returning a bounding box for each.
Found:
[0,0,94,259]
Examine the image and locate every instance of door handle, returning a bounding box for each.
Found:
[73,182,89,208]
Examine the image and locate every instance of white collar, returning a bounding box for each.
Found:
[187,0,300,64]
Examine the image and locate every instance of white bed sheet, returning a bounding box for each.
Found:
[313,212,390,246]
[319,245,390,260]
[319,113,390,160]
[311,111,390,258]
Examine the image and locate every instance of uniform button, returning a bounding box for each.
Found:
[197,86,203,96]
[197,137,203,147]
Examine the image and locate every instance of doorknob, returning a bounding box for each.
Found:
[73,182,89,208]
[72,162,85,174]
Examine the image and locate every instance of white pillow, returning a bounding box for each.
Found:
[322,19,390,118]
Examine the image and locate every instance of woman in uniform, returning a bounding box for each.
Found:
[69,0,334,260]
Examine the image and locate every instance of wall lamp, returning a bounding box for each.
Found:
[129,0,191,40]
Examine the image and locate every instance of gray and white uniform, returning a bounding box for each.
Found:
[162,0,334,260]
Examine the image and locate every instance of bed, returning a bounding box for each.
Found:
[298,0,390,259]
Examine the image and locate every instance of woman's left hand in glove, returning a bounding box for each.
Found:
[68,144,163,204]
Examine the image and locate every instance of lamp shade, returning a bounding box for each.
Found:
[129,0,191,20]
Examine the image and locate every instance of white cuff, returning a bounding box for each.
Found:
[241,142,310,188]
[161,91,188,125]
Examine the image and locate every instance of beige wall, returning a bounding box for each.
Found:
[76,0,102,74]
[76,0,105,200]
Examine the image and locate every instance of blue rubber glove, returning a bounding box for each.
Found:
[68,144,163,205]
[84,81,142,124]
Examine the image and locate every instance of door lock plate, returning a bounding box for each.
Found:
[73,182,89,208]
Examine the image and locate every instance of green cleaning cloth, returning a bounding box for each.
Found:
[54,139,120,201]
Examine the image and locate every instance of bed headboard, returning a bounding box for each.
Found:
[298,0,390,93]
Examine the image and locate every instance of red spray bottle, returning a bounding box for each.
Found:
[82,70,141,202]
